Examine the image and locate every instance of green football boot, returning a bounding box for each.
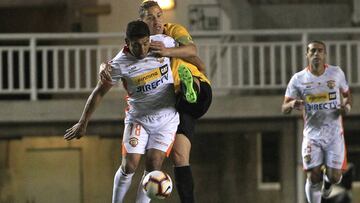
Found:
[178,65,197,103]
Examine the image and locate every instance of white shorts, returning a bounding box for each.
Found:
[302,134,347,170]
[122,111,179,156]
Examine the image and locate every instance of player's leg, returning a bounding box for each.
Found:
[113,153,142,203]
[322,134,347,199]
[171,133,194,203]
[113,122,149,203]
[175,80,212,119]
[302,137,323,203]
[322,167,343,199]
[135,111,179,203]
[135,149,167,203]
[171,112,196,203]
[305,166,323,203]
[178,64,199,103]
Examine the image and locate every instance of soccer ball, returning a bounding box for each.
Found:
[142,170,173,199]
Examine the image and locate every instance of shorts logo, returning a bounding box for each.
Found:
[327,80,336,89]
[129,137,139,147]
[304,155,312,164]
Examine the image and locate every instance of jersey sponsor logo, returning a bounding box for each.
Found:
[305,100,338,111]
[305,92,338,111]
[128,66,137,74]
[305,93,329,103]
[327,80,336,89]
[329,92,336,100]
[135,64,170,92]
[305,92,337,103]
[302,82,313,89]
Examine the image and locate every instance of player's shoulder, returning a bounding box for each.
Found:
[292,68,308,79]
[164,23,187,31]
[109,48,134,67]
[151,34,176,48]
[150,34,174,41]
[164,23,190,39]
[326,64,342,72]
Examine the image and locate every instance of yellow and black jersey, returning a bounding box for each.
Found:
[163,23,210,91]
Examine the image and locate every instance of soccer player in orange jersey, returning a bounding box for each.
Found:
[282,41,352,203]
[100,2,212,202]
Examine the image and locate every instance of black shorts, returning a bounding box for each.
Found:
[176,81,212,139]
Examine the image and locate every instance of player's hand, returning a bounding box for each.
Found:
[290,99,304,111]
[64,122,87,140]
[338,104,351,116]
[99,63,112,83]
[150,41,170,56]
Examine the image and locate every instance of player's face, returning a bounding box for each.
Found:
[127,36,150,59]
[306,43,326,69]
[141,6,164,35]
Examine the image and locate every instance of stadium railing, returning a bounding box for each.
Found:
[0,28,360,100]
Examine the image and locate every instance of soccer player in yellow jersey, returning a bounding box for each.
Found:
[100,1,212,202]
[139,2,212,202]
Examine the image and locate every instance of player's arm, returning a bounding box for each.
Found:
[339,90,353,115]
[281,97,304,114]
[150,40,197,58]
[150,41,206,73]
[64,71,112,140]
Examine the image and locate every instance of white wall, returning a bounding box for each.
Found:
[97,0,194,33]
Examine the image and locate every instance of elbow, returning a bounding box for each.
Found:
[281,106,291,115]
[185,44,197,57]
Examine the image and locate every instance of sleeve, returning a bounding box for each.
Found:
[163,35,177,48]
[338,67,349,93]
[108,60,123,85]
[150,34,176,48]
[169,24,194,45]
[285,75,300,99]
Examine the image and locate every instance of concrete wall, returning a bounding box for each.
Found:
[252,4,352,29]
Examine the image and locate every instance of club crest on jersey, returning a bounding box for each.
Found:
[304,155,311,164]
[157,57,165,63]
[327,80,336,89]
[129,137,139,147]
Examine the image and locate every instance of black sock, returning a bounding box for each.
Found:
[174,166,195,203]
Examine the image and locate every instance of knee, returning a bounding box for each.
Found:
[308,170,322,184]
[122,161,138,174]
[146,154,165,171]
[328,173,342,184]
[171,136,191,166]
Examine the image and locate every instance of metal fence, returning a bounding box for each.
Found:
[1,28,360,100]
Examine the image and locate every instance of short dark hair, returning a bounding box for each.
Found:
[307,40,327,53]
[139,1,160,19]
[126,20,150,40]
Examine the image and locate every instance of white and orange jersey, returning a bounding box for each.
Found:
[285,64,349,139]
[109,34,177,120]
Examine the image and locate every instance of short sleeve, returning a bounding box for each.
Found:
[285,75,300,99]
[338,67,349,93]
[165,24,194,45]
[150,34,176,48]
[108,61,122,85]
